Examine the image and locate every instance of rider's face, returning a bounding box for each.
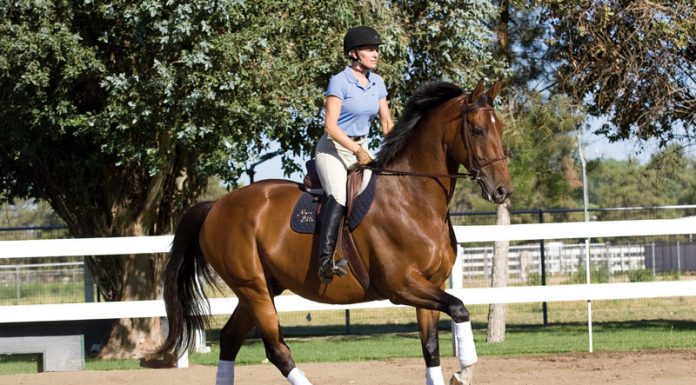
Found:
[353,45,379,70]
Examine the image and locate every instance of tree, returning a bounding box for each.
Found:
[458,0,585,342]
[0,1,501,358]
[486,199,510,342]
[587,145,696,220]
[541,0,696,147]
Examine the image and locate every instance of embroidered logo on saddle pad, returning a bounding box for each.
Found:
[290,174,376,234]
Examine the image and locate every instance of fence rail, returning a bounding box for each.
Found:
[1,217,695,325]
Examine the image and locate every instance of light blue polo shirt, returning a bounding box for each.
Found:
[325,66,388,137]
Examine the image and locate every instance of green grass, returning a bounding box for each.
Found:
[0,355,143,374]
[2,320,695,375]
[0,281,84,305]
[202,320,696,365]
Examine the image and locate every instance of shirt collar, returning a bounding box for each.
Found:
[343,66,374,87]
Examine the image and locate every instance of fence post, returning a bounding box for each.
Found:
[651,242,656,278]
[176,349,189,368]
[538,209,548,326]
[84,264,95,303]
[676,240,681,275]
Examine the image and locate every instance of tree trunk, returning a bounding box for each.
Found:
[97,253,166,359]
[487,199,510,343]
[91,169,176,359]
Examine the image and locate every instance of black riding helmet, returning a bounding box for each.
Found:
[343,26,383,56]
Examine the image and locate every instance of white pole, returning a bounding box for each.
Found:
[676,240,681,275]
[578,127,593,353]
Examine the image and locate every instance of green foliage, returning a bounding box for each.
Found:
[662,270,681,281]
[587,145,696,220]
[452,92,584,213]
[569,263,609,284]
[0,0,501,230]
[628,269,654,283]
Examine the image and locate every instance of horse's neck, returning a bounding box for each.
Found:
[384,124,455,213]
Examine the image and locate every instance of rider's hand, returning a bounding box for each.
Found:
[354,147,372,166]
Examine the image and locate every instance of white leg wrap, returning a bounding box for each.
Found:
[287,367,313,385]
[454,321,478,368]
[425,365,445,385]
[215,360,235,385]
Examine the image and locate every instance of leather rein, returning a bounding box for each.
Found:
[366,106,507,182]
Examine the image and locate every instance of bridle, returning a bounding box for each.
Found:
[460,106,508,181]
[366,104,507,182]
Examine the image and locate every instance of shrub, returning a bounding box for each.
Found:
[527,272,541,286]
[628,269,654,282]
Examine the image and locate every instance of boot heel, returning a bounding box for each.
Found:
[333,258,349,276]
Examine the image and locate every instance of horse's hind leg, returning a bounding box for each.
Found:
[416,307,445,385]
[220,305,255,361]
[237,283,313,385]
[215,305,255,384]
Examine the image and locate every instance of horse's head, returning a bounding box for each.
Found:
[448,80,512,204]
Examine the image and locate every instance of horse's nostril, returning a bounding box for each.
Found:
[496,186,507,198]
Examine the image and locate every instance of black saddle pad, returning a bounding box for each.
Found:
[290,176,376,234]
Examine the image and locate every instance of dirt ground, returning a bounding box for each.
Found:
[2,350,695,385]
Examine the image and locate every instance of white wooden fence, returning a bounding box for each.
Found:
[2,217,696,364]
[2,217,696,322]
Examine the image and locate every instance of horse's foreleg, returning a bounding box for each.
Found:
[237,284,313,385]
[416,307,445,385]
[215,305,255,385]
[394,275,477,385]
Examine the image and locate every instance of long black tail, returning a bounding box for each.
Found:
[157,201,216,357]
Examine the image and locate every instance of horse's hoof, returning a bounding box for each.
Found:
[450,365,474,385]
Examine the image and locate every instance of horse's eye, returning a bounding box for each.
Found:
[473,127,485,136]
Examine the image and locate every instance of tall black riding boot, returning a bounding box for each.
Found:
[317,195,347,283]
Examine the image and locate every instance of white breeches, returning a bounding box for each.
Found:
[315,134,371,205]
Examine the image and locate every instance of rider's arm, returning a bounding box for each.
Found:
[325,95,362,153]
[378,97,394,135]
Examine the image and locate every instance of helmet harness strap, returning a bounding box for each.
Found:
[350,49,368,73]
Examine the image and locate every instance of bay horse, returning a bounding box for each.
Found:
[158,80,511,385]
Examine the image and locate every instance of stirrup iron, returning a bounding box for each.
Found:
[332,258,348,276]
[319,257,348,283]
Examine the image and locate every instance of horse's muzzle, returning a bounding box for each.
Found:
[491,185,510,204]
[479,179,511,204]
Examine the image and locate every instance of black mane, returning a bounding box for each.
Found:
[376,81,464,166]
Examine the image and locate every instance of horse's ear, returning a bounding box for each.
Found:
[468,79,485,103]
[487,80,504,101]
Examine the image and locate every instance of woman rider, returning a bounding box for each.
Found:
[315,26,394,283]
